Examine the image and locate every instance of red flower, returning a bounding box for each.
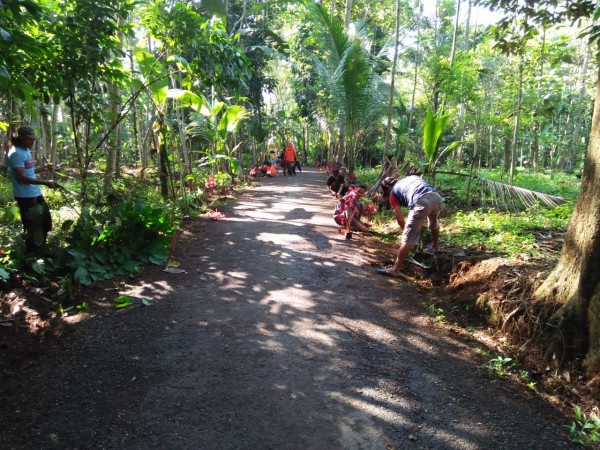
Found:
[204,176,218,193]
[364,204,376,219]
[207,209,226,221]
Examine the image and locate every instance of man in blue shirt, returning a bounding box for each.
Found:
[7,125,58,253]
[377,172,444,277]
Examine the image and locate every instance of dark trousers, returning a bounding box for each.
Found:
[15,196,52,253]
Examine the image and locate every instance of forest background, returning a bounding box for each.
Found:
[2,0,600,426]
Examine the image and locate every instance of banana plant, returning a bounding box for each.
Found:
[422,108,462,187]
[169,89,250,181]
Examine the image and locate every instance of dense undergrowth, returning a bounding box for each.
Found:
[0,168,241,290]
[351,166,578,258]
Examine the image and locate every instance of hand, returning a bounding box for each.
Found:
[44,163,54,172]
[46,180,59,189]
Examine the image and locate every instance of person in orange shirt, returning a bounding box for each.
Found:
[283,142,297,176]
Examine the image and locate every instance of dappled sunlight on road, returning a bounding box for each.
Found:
[260,287,317,314]
[22,169,570,449]
[288,317,340,348]
[332,315,400,345]
[329,390,410,422]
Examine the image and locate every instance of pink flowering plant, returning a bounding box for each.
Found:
[337,188,360,235]
[204,175,218,194]
[363,204,376,220]
[206,209,226,221]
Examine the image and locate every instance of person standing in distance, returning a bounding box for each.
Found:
[377,172,443,277]
[7,125,58,253]
[284,142,297,175]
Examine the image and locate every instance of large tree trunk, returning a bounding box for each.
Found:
[534,66,600,378]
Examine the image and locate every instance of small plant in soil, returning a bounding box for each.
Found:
[565,405,600,448]
[421,301,446,325]
[480,352,516,377]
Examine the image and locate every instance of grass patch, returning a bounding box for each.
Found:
[444,204,572,257]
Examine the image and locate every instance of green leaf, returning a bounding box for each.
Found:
[123,260,141,272]
[61,219,74,231]
[201,0,227,24]
[114,295,133,308]
[74,266,91,285]
[150,84,168,106]
[167,89,204,111]
[149,254,166,265]
[33,230,44,247]
[2,206,17,222]
[0,268,9,280]
[24,204,43,220]
[31,260,45,274]
[0,27,11,43]
[217,104,249,137]
[88,263,106,274]
[67,248,88,259]
[91,250,107,265]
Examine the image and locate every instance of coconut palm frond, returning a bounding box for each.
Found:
[477,178,568,211]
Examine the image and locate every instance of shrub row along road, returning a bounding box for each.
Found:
[1,168,574,449]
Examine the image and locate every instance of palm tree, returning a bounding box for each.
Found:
[303,0,386,170]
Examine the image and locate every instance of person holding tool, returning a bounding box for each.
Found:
[377,172,444,277]
[7,125,59,253]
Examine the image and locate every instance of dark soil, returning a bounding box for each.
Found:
[0,168,587,449]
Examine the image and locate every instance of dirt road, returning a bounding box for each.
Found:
[1,168,574,449]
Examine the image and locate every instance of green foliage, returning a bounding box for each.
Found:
[42,200,176,285]
[114,295,153,309]
[421,109,462,186]
[445,204,572,257]
[114,295,133,308]
[353,166,382,186]
[565,406,600,448]
[476,168,582,201]
[480,352,517,377]
[0,0,46,99]
[421,300,446,325]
